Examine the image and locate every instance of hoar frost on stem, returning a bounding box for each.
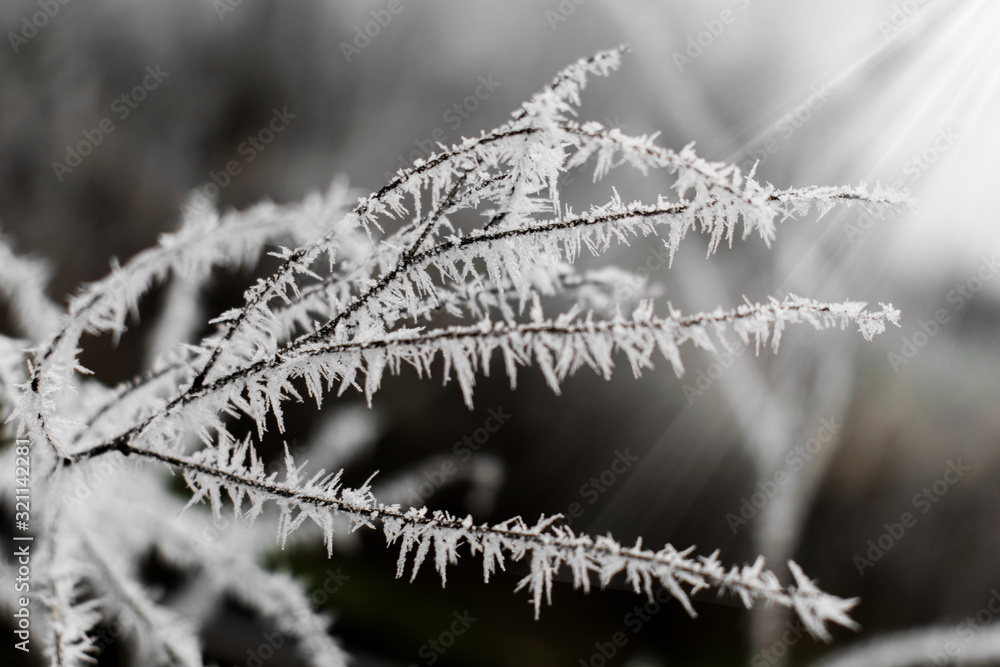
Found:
[2,45,910,666]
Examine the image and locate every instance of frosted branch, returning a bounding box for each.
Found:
[76,440,858,643]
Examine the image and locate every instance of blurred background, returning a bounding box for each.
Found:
[1,0,999,665]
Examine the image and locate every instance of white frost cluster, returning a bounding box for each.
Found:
[0,46,909,665]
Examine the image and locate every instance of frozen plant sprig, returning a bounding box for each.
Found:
[113,436,861,642]
[2,46,908,666]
